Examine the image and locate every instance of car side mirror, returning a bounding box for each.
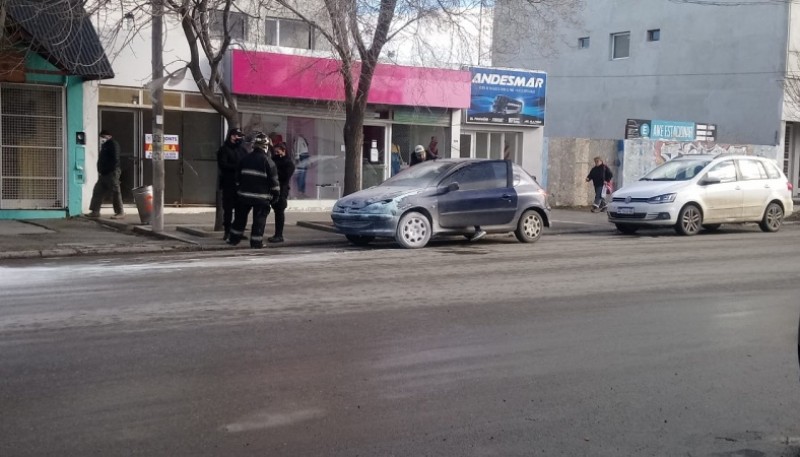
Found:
[447,182,460,192]
[701,175,721,186]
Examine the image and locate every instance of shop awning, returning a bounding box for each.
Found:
[6,0,114,80]
[230,50,471,109]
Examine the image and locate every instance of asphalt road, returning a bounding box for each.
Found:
[1,225,800,456]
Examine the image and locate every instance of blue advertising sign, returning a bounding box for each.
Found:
[466,66,546,126]
[650,120,696,141]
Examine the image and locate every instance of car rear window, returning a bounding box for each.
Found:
[763,160,782,179]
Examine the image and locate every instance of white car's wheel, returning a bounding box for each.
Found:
[395,211,431,249]
[675,204,702,236]
[759,202,784,232]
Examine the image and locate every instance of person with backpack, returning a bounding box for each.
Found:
[586,156,613,212]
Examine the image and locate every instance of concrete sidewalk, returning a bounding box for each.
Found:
[0,206,625,261]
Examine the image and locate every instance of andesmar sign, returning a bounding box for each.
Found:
[466,66,546,126]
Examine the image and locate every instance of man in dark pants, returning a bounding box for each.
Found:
[227,133,280,249]
[268,143,295,243]
[217,127,247,241]
[86,129,125,219]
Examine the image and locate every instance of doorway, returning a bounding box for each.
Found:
[100,109,139,203]
[362,124,387,189]
[785,123,800,198]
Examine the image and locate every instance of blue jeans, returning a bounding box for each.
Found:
[593,184,607,207]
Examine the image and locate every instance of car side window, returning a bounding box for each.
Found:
[443,162,507,191]
[764,161,781,179]
[738,159,768,181]
[705,161,737,183]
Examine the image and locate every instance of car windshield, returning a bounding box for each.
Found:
[640,158,712,181]
[381,161,460,187]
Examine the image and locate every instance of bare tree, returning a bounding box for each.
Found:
[270,0,583,196]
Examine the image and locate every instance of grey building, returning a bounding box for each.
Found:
[494,0,800,196]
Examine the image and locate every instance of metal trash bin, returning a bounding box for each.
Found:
[132,185,153,225]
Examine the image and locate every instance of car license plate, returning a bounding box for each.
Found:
[618,207,635,215]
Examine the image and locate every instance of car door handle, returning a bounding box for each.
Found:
[501,194,513,200]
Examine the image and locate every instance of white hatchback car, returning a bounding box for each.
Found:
[607,154,794,235]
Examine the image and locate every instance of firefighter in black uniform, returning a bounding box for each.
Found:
[268,142,296,243]
[227,133,280,249]
[217,127,247,241]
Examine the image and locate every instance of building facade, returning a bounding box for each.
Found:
[494,0,800,197]
[94,4,545,209]
[0,1,113,219]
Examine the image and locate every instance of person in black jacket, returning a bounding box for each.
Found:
[86,129,125,219]
[227,133,280,249]
[586,156,614,212]
[268,142,296,243]
[217,127,247,241]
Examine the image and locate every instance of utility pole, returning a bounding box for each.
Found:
[151,0,165,232]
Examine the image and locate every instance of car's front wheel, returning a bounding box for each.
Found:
[345,234,375,246]
[615,223,639,235]
[675,204,702,236]
[515,210,543,243]
[759,202,784,232]
[395,211,431,248]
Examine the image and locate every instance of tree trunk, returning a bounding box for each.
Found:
[342,104,365,196]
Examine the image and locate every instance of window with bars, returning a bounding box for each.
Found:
[0,84,64,209]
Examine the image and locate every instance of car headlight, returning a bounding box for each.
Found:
[648,193,676,204]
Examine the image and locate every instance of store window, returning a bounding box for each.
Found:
[471,131,522,163]
[241,112,345,199]
[265,17,315,50]
[390,124,450,172]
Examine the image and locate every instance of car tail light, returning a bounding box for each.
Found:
[788,181,794,191]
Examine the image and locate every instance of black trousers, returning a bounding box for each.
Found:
[89,170,124,214]
[221,183,238,234]
[270,196,287,237]
[229,200,271,248]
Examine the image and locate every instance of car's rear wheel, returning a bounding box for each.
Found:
[345,234,375,246]
[395,211,431,248]
[675,204,702,236]
[759,202,784,232]
[515,210,543,243]
[615,223,639,235]
[702,224,721,232]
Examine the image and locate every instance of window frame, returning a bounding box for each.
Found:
[578,36,590,49]
[610,31,631,60]
[209,10,248,42]
[265,16,315,50]
[647,29,660,42]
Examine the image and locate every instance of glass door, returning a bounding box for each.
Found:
[362,124,387,189]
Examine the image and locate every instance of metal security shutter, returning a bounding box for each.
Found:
[0,83,65,209]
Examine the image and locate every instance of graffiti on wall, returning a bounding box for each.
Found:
[654,141,750,166]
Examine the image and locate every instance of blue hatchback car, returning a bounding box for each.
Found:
[331,159,551,248]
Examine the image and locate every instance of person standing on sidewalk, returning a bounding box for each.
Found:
[586,156,613,212]
[268,142,295,243]
[86,129,125,219]
[227,133,280,249]
[217,127,247,241]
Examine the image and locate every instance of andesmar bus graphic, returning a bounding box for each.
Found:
[467,67,547,126]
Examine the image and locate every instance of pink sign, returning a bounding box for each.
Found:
[231,50,471,109]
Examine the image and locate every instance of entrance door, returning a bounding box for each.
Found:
[458,133,473,158]
[786,123,800,198]
[361,125,387,189]
[100,109,139,203]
